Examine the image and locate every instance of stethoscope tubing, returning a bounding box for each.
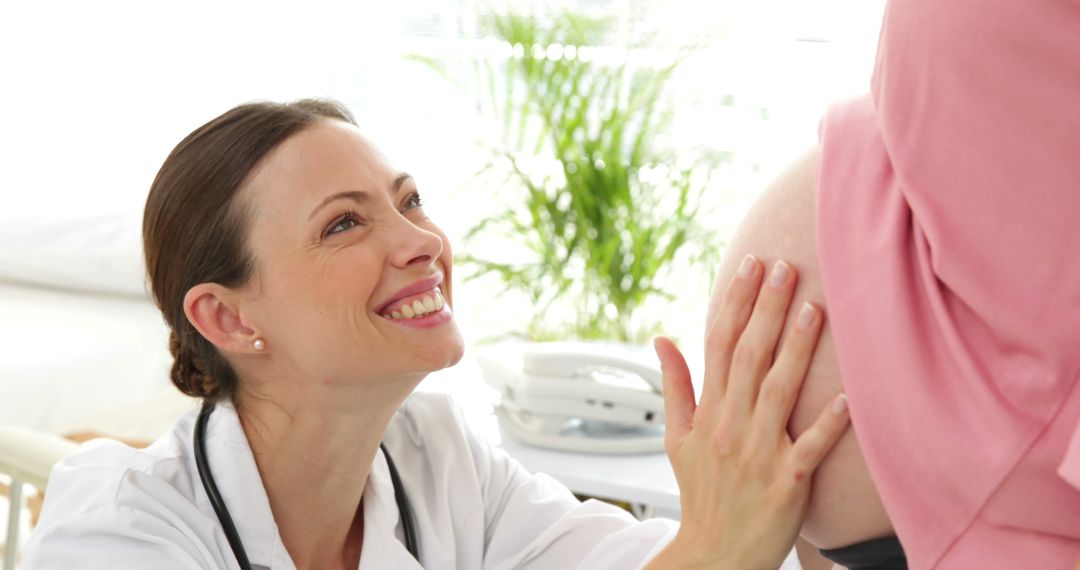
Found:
[194,401,419,570]
[382,442,419,556]
[195,402,254,569]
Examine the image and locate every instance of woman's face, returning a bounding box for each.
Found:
[235,119,464,389]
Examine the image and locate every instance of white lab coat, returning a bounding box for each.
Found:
[23,392,678,569]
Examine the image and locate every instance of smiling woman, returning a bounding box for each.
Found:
[30,100,476,569]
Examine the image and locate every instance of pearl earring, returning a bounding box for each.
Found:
[253,338,266,351]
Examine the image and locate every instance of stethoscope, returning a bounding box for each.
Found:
[194,401,420,569]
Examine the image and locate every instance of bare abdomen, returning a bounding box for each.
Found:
[707,147,894,548]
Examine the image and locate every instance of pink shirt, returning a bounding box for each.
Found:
[816,0,1080,567]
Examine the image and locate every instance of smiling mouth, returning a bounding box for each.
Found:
[379,287,446,319]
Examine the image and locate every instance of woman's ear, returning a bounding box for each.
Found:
[183,283,259,353]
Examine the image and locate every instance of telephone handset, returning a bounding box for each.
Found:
[523,342,664,393]
[477,341,666,454]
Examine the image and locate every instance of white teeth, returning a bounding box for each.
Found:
[383,289,447,320]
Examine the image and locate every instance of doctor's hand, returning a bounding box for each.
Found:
[646,257,850,570]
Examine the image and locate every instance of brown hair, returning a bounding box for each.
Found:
[143,99,356,401]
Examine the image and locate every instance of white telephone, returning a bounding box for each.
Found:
[476,341,665,454]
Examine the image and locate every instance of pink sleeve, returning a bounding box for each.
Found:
[816,0,1080,566]
[870,0,1080,490]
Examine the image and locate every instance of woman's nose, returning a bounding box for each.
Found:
[386,215,443,268]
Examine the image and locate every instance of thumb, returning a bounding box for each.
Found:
[654,336,696,447]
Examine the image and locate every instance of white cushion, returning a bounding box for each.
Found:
[0,282,173,434]
[0,210,147,297]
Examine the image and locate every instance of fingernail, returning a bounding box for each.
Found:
[769,260,790,288]
[738,254,756,279]
[832,394,848,415]
[797,302,815,329]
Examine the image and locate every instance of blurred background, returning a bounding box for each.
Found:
[0,0,885,563]
[0,0,885,345]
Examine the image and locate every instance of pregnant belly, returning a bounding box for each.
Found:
[707,146,894,548]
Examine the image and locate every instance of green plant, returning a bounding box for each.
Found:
[415,11,722,342]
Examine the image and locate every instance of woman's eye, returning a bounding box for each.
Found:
[325,214,360,237]
[403,192,424,211]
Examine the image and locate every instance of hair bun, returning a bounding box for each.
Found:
[168,330,216,398]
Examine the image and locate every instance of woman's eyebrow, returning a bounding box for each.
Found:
[392,172,412,193]
[308,190,368,221]
[306,173,413,221]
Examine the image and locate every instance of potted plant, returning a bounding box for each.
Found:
[414,10,722,344]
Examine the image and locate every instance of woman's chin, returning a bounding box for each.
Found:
[438,340,466,370]
[412,335,466,374]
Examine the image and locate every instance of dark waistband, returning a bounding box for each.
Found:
[818,535,907,570]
